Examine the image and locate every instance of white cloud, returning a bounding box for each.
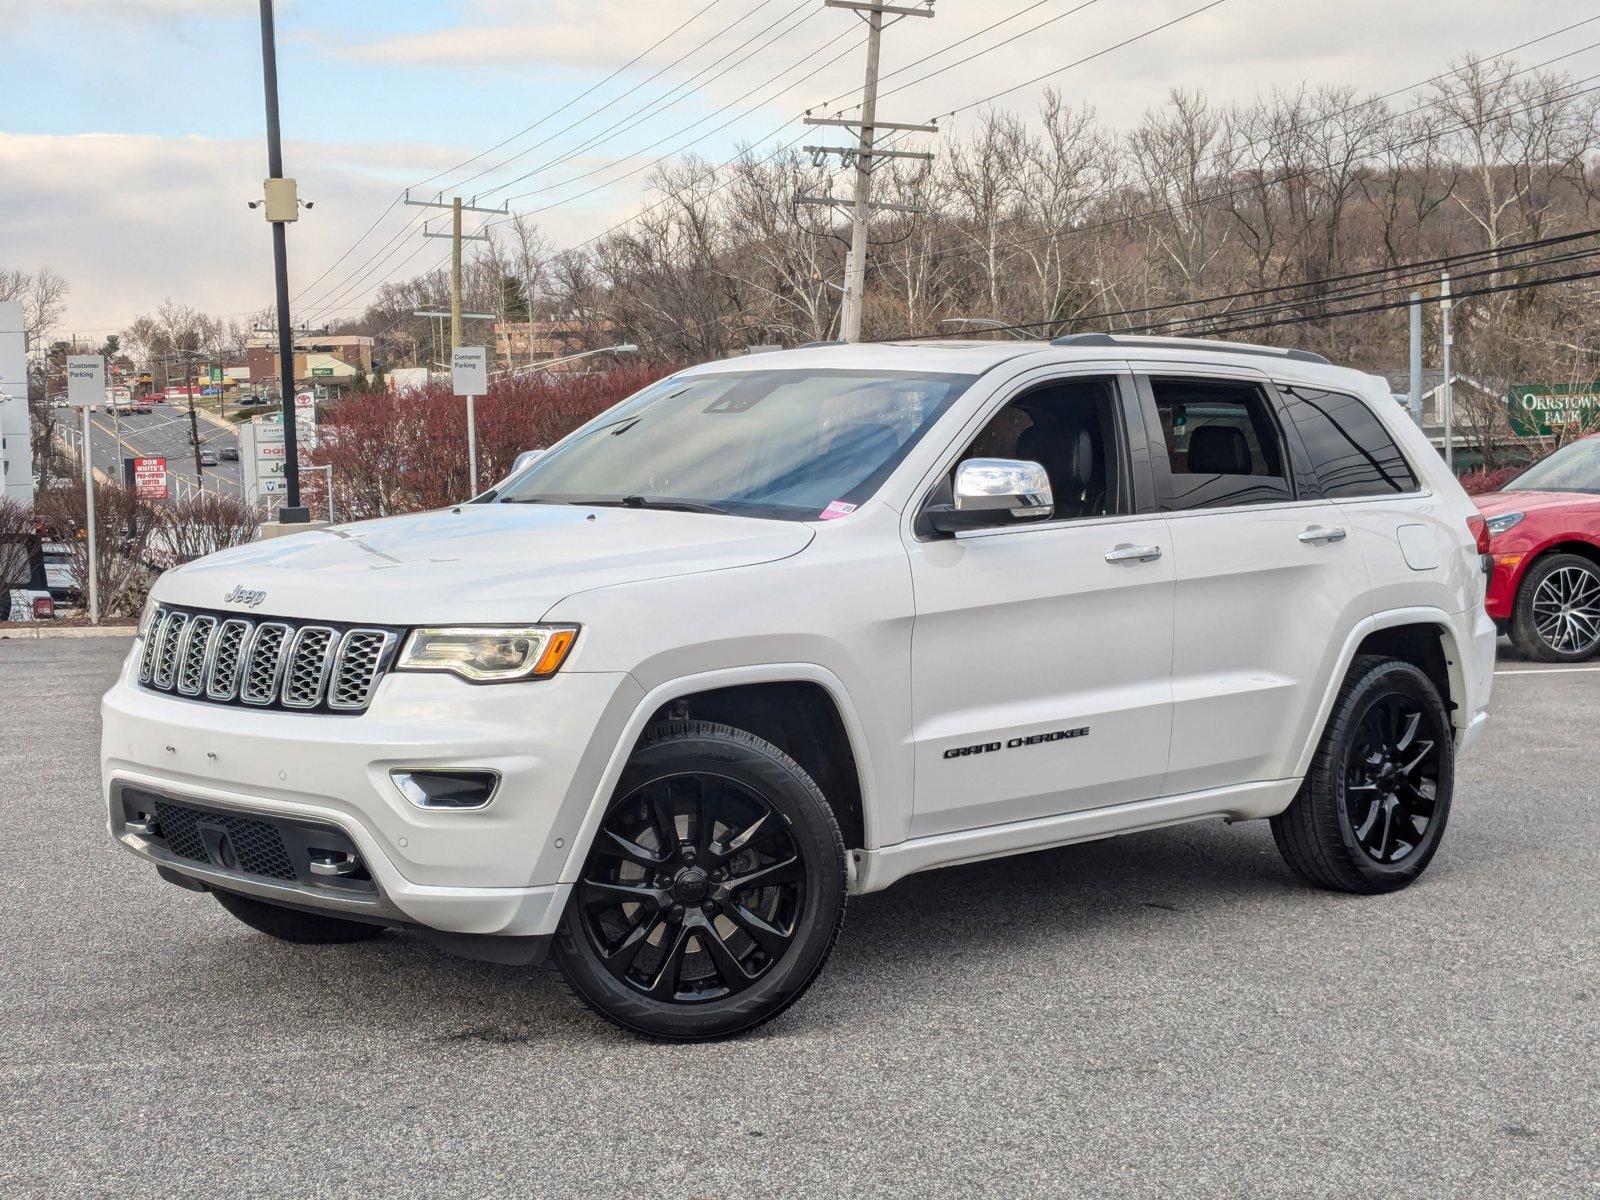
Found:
[0,132,646,335]
[0,0,246,22]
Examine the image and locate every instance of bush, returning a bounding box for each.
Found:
[1458,466,1522,495]
[307,364,674,521]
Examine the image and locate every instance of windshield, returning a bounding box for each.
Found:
[496,368,975,520]
[1505,437,1600,494]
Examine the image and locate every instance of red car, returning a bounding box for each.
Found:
[1475,433,1600,661]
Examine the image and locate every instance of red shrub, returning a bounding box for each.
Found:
[308,365,674,521]
[1457,466,1522,495]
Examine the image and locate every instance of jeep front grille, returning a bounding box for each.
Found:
[138,605,399,715]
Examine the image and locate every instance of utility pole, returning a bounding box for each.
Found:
[403,189,507,350]
[255,0,309,523]
[1440,271,1454,472]
[1408,293,1423,428]
[186,354,204,481]
[799,1,936,343]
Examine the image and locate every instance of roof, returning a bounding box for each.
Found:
[683,334,1371,388]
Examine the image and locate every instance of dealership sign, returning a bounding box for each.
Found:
[132,456,167,500]
[1508,383,1600,437]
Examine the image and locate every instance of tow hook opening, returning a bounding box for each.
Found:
[308,849,363,878]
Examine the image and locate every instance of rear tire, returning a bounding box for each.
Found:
[1271,656,1454,894]
[1509,553,1600,662]
[552,720,847,1041]
[212,888,387,944]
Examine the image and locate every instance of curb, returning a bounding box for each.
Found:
[0,624,136,641]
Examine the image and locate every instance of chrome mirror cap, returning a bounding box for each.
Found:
[953,458,1054,520]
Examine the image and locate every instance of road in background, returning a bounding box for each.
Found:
[49,404,242,493]
[0,638,1594,1196]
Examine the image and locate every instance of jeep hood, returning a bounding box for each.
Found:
[156,504,814,625]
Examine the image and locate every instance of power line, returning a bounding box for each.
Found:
[474,0,818,199]
[293,0,748,311]
[883,226,1600,341]
[877,41,1600,286]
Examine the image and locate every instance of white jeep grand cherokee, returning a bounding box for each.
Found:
[104,334,1496,1040]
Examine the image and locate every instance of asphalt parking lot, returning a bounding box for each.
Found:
[1,638,1595,1198]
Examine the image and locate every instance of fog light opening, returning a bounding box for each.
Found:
[391,769,500,810]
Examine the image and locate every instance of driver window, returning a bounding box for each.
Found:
[957,377,1121,522]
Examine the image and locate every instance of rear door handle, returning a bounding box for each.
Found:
[1299,525,1347,545]
[1105,544,1163,564]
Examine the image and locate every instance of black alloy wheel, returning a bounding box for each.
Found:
[578,771,805,1003]
[1341,692,1442,865]
[553,720,846,1040]
[1272,656,1455,894]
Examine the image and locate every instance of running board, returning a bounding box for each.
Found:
[849,779,1297,895]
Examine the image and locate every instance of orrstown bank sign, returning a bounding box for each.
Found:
[1508,383,1600,437]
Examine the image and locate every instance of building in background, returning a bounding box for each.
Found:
[493,318,614,373]
[0,301,33,504]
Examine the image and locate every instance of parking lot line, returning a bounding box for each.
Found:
[1494,664,1600,675]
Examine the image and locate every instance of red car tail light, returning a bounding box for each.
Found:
[1466,515,1491,555]
[32,596,55,620]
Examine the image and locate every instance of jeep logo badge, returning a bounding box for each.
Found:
[223,585,267,609]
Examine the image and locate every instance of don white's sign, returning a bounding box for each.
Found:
[451,347,488,396]
[67,355,106,409]
[133,456,167,500]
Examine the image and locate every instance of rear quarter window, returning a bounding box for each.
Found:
[1280,385,1418,498]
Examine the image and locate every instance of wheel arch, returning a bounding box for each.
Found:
[1520,537,1600,576]
[554,664,879,886]
[1291,608,1471,781]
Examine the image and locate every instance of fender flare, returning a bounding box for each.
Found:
[552,663,882,885]
[1289,606,1470,781]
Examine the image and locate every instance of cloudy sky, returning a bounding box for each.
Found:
[2,0,1596,337]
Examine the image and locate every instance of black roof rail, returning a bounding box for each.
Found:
[1049,332,1330,366]
[798,340,844,349]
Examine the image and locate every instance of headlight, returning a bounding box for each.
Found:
[396,625,578,683]
[1485,511,1525,536]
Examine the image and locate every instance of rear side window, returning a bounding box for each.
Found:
[1148,377,1292,510]
[1281,385,1418,498]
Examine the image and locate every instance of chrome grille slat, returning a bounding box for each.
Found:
[175,615,216,696]
[206,619,252,701]
[151,612,189,689]
[328,629,393,711]
[239,623,291,705]
[138,605,396,714]
[280,626,338,709]
[138,611,171,683]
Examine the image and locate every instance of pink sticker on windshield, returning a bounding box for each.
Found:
[819,501,857,521]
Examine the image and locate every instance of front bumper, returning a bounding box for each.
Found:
[102,640,643,937]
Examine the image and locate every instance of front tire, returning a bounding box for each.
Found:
[1509,553,1600,662]
[553,720,847,1041]
[212,888,387,944]
[1271,656,1454,894]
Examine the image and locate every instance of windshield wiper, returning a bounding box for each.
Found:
[501,494,731,514]
[592,499,732,518]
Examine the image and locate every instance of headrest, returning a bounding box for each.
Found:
[1187,424,1251,475]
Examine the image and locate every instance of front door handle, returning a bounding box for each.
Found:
[1105,544,1163,564]
[1298,526,1348,545]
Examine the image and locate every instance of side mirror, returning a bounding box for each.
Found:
[510,448,545,475]
[926,458,1053,534]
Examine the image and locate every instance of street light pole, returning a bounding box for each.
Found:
[257,0,308,523]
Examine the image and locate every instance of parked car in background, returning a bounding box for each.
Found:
[41,541,78,602]
[1475,432,1600,661]
[106,336,1495,1040]
[220,446,239,462]
[2,534,56,621]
